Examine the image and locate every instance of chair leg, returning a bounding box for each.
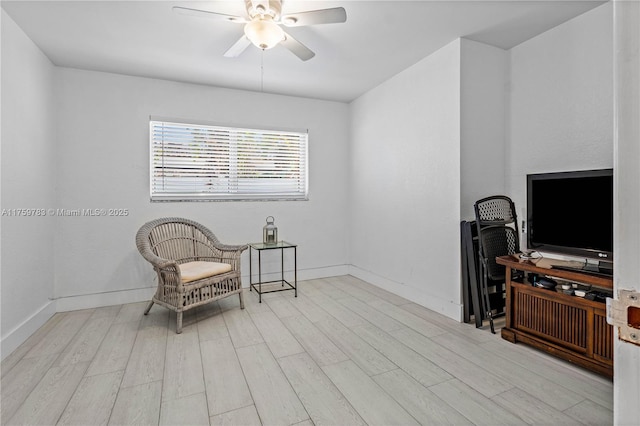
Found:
[144,300,154,315]
[479,266,496,334]
[176,312,183,334]
[239,290,245,309]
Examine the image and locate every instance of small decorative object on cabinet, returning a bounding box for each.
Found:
[263,216,278,244]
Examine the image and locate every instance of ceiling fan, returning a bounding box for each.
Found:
[173,0,347,61]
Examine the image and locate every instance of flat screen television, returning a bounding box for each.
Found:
[527,168,613,271]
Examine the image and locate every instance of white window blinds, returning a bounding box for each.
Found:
[150,120,308,201]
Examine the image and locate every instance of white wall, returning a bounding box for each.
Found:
[460,39,508,220]
[1,10,57,357]
[349,40,462,320]
[507,2,614,242]
[52,68,350,310]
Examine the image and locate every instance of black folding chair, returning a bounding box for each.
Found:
[474,196,520,333]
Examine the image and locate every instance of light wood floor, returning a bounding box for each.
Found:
[1,276,613,425]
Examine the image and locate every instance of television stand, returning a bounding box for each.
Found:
[497,255,613,378]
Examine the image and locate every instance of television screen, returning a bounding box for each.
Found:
[527,169,613,262]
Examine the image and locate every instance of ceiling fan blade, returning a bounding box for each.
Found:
[280,31,315,61]
[281,7,346,27]
[172,6,246,23]
[224,36,252,58]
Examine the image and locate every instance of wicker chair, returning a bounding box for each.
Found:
[136,217,248,333]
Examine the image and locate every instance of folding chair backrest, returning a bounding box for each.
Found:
[474,195,518,227]
[478,226,519,280]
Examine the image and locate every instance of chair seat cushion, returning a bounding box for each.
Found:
[179,261,232,284]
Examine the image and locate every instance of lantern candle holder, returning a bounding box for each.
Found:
[263,216,278,245]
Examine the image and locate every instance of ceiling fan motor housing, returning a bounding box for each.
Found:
[245,0,282,20]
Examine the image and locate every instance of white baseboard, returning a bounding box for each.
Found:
[54,264,350,312]
[243,264,349,286]
[348,265,463,321]
[1,300,56,360]
[55,286,156,312]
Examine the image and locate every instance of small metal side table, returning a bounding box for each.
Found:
[249,241,297,303]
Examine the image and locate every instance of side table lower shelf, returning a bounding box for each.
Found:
[249,241,297,303]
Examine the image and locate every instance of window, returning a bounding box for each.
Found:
[150,120,308,201]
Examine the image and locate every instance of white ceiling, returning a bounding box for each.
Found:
[2,0,605,102]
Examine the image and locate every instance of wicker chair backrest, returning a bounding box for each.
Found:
[138,218,221,263]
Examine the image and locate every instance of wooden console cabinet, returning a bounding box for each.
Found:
[497,255,613,377]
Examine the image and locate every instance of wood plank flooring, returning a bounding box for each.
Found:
[0,275,613,425]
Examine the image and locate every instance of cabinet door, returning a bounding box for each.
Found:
[593,308,613,364]
[513,286,588,353]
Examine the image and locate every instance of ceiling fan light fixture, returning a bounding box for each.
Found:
[244,18,284,50]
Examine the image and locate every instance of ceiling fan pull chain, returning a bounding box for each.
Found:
[261,49,265,92]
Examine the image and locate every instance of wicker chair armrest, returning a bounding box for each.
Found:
[140,249,178,270]
[217,243,249,254]
[155,260,180,271]
[217,244,247,272]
